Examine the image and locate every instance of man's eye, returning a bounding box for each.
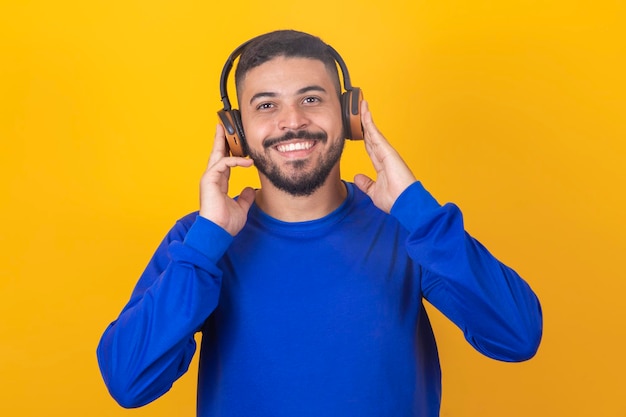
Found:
[257,103,274,110]
[303,97,320,104]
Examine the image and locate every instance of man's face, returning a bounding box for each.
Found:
[238,56,345,196]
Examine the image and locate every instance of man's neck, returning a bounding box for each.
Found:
[254,174,347,222]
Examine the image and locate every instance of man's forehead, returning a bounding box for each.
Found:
[245,56,328,79]
[237,56,339,99]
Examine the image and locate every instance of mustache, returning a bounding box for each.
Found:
[263,130,327,149]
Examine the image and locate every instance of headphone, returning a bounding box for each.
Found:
[217,40,364,157]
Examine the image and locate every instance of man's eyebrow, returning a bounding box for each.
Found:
[296,85,327,95]
[248,85,328,105]
[249,92,277,105]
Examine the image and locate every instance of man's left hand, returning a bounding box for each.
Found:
[354,100,417,213]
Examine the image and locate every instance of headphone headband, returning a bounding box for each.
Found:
[326,44,353,91]
[219,41,251,112]
[219,41,354,111]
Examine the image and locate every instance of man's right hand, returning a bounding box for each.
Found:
[199,124,256,236]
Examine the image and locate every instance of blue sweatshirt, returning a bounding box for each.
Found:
[97,181,542,416]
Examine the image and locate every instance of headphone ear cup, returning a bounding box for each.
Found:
[217,109,247,157]
[341,87,364,140]
[231,109,247,156]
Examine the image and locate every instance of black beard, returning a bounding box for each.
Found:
[248,130,345,197]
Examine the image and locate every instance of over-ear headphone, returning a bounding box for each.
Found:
[217,40,364,157]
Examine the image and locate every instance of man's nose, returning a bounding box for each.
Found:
[277,105,310,131]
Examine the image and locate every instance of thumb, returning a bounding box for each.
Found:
[354,174,375,197]
[237,187,256,212]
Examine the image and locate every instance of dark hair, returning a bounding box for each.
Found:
[234,30,341,97]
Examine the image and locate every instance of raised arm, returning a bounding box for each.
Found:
[96,124,256,407]
[355,101,542,361]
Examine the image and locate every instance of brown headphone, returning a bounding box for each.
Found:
[217,41,364,157]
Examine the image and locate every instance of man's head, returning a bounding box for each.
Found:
[231,30,347,197]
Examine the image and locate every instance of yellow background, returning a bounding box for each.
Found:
[1,0,625,415]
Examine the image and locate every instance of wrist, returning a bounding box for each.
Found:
[184,215,233,263]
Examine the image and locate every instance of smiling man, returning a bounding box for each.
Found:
[97,30,542,417]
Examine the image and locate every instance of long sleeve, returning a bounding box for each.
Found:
[391,182,543,361]
[96,214,232,408]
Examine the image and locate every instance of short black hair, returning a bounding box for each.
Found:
[234,30,341,97]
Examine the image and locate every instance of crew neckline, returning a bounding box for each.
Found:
[248,182,355,236]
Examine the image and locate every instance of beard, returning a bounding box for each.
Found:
[248,130,345,197]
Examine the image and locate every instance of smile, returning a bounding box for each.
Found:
[275,141,315,153]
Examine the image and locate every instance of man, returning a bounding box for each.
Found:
[97,30,542,416]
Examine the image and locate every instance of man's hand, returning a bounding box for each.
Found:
[354,101,416,214]
[199,124,256,236]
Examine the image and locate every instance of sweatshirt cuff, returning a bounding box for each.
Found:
[183,215,234,264]
[390,181,442,231]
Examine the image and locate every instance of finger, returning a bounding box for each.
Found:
[353,173,375,196]
[364,102,395,152]
[361,101,384,143]
[359,101,387,171]
[208,123,228,168]
[201,156,254,197]
[206,154,254,178]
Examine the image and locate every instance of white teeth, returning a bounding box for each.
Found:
[276,141,313,152]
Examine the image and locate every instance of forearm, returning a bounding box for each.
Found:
[97,216,232,407]
[392,182,543,361]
